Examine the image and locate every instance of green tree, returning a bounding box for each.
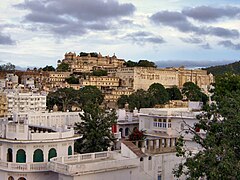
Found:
[78,86,104,107]
[0,63,15,71]
[65,76,79,84]
[117,95,129,108]
[148,83,169,105]
[92,69,107,76]
[137,60,156,68]
[124,60,137,67]
[47,88,78,111]
[74,104,117,153]
[174,73,240,179]
[57,62,70,72]
[182,82,208,104]
[42,65,55,71]
[128,89,152,110]
[166,86,183,100]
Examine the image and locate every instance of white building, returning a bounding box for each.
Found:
[0,117,79,180]
[4,90,46,115]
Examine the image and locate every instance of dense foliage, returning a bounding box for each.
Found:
[0,63,15,71]
[182,82,208,104]
[124,60,157,68]
[47,86,104,111]
[42,65,55,71]
[65,76,79,84]
[117,83,169,110]
[166,86,183,100]
[174,73,240,179]
[204,61,240,75]
[92,69,107,76]
[74,104,117,153]
[56,62,70,72]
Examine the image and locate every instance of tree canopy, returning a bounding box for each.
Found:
[182,82,208,104]
[65,75,79,84]
[0,63,15,71]
[166,86,183,100]
[124,60,157,68]
[56,62,70,72]
[117,83,169,110]
[174,73,240,179]
[74,104,117,153]
[92,69,107,76]
[42,65,55,71]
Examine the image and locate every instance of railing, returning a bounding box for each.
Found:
[49,152,139,175]
[50,151,110,164]
[0,161,48,172]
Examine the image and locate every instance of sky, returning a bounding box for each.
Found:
[0,0,240,68]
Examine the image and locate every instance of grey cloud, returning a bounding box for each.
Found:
[218,40,240,50]
[200,43,211,50]
[15,0,135,36]
[0,33,15,45]
[182,6,240,22]
[180,37,203,44]
[124,31,165,45]
[150,10,239,39]
[155,59,235,68]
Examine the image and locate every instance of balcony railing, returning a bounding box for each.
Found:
[0,161,48,172]
[49,152,138,175]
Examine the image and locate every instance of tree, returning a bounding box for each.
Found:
[47,88,79,111]
[148,83,169,105]
[65,76,79,84]
[0,63,15,71]
[78,86,104,107]
[57,62,70,72]
[166,86,183,100]
[117,95,129,108]
[42,65,55,71]
[128,128,146,141]
[128,89,152,110]
[174,73,240,179]
[182,82,208,104]
[137,60,156,68]
[92,69,107,76]
[124,60,137,67]
[74,104,117,153]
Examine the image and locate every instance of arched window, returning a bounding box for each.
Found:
[125,128,129,137]
[18,178,26,180]
[68,146,72,156]
[8,176,14,180]
[16,149,26,163]
[48,148,57,161]
[119,128,123,137]
[7,148,13,162]
[33,149,44,162]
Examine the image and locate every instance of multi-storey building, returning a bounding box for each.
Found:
[115,66,213,91]
[59,52,125,73]
[3,90,46,115]
[81,76,120,90]
[0,93,7,117]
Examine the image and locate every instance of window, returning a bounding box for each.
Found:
[68,146,72,156]
[16,149,26,163]
[7,148,13,162]
[33,149,44,162]
[48,148,57,161]
[157,175,162,180]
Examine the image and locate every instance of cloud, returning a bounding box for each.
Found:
[15,0,136,36]
[200,43,211,50]
[182,6,240,22]
[123,31,165,45]
[0,33,15,45]
[150,10,239,39]
[155,59,235,68]
[180,37,203,44]
[218,40,240,50]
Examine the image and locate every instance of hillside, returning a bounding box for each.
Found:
[204,61,240,75]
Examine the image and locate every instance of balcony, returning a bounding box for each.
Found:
[0,161,48,172]
[49,151,138,176]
